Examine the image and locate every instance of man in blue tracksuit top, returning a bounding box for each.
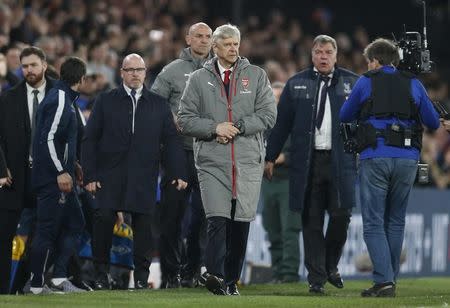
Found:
[29,57,87,294]
[340,38,439,297]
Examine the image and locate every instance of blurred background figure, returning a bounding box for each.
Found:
[262,81,302,284]
[0,52,19,93]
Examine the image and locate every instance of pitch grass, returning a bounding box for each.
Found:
[1,278,450,307]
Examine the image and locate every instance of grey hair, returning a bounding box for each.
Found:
[312,34,337,52]
[212,24,240,43]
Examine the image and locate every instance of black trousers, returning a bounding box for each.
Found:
[0,209,21,294]
[302,150,351,285]
[205,216,250,286]
[159,183,185,279]
[30,188,85,288]
[159,150,206,280]
[92,208,152,284]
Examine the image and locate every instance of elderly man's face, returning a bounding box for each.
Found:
[120,56,146,89]
[312,42,337,75]
[213,37,240,68]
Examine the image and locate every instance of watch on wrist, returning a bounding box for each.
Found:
[234,120,245,135]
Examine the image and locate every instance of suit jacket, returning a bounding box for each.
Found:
[0,78,54,210]
[82,85,186,214]
[266,66,358,212]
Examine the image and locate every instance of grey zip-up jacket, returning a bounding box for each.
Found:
[151,48,214,150]
[178,57,277,221]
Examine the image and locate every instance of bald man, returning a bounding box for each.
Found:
[151,22,213,288]
[83,53,187,290]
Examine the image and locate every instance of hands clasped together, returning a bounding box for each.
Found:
[215,122,240,145]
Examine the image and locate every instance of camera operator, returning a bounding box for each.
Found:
[340,38,439,297]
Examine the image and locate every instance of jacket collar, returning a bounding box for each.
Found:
[17,76,54,93]
[179,47,214,62]
[118,84,151,101]
[54,80,80,102]
[308,65,341,86]
[204,56,250,75]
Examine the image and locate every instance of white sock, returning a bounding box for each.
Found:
[51,278,67,286]
[30,287,43,294]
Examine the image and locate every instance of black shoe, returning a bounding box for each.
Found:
[205,274,227,295]
[309,284,325,295]
[163,275,181,289]
[71,280,94,291]
[361,282,395,297]
[197,272,208,287]
[93,280,111,290]
[134,281,149,290]
[327,271,344,289]
[180,276,196,288]
[227,284,240,296]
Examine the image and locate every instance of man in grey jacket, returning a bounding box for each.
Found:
[178,24,277,296]
[151,22,213,288]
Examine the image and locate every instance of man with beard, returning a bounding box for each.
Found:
[0,46,54,294]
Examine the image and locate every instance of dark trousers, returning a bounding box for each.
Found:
[262,178,302,282]
[30,188,85,287]
[0,209,21,294]
[67,188,95,284]
[159,150,206,279]
[205,216,250,286]
[302,150,351,285]
[92,208,152,284]
[159,184,185,279]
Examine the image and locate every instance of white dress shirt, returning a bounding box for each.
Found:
[217,61,233,82]
[314,68,334,150]
[123,84,143,134]
[123,84,143,103]
[26,81,46,162]
[26,81,46,123]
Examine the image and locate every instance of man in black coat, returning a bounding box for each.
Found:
[0,46,53,294]
[82,53,187,290]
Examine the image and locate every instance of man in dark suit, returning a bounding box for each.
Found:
[0,46,53,294]
[265,35,358,294]
[82,53,187,290]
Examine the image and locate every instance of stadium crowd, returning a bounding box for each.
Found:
[1,1,448,187]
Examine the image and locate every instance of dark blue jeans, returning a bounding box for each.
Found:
[359,158,417,284]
